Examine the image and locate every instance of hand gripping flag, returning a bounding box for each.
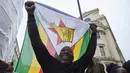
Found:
[14,2,91,73]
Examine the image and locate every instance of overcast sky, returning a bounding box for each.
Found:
[17,0,130,61]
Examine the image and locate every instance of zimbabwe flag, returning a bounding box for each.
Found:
[14,2,91,73]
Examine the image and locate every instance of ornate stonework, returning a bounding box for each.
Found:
[83,8,125,66]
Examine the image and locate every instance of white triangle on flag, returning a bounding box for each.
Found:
[35,2,90,54]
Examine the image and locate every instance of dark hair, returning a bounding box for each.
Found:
[62,46,71,49]
[85,58,105,73]
[106,63,121,73]
[123,60,130,73]
[0,60,14,73]
[0,60,8,70]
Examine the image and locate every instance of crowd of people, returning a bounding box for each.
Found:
[0,59,130,73]
[85,58,130,73]
[0,1,129,73]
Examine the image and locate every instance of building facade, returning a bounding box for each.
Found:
[83,8,125,66]
[0,0,24,62]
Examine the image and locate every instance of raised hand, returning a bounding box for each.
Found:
[89,23,97,33]
[25,1,35,14]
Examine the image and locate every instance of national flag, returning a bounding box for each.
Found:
[14,2,91,73]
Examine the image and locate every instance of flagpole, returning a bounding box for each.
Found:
[77,0,83,20]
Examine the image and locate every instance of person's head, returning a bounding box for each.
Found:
[59,46,74,64]
[123,60,130,73]
[86,57,105,73]
[0,60,8,73]
[106,63,118,73]
[116,68,127,73]
[107,63,127,73]
[0,60,14,73]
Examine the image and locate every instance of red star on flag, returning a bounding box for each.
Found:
[49,19,75,45]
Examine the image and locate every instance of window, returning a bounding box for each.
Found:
[99,46,106,57]
[97,32,100,39]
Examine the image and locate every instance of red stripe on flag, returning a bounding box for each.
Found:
[39,68,43,73]
[47,39,56,56]
[72,44,76,51]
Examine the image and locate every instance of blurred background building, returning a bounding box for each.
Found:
[83,8,125,66]
[0,0,24,62]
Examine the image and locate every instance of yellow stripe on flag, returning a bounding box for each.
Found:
[28,24,47,73]
[38,24,48,45]
[73,36,84,61]
[28,54,41,73]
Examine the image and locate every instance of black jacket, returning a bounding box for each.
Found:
[27,14,97,73]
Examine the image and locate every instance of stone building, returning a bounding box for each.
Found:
[83,8,125,66]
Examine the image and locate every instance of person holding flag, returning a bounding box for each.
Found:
[25,1,97,73]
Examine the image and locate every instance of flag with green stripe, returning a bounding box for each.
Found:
[14,2,91,73]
